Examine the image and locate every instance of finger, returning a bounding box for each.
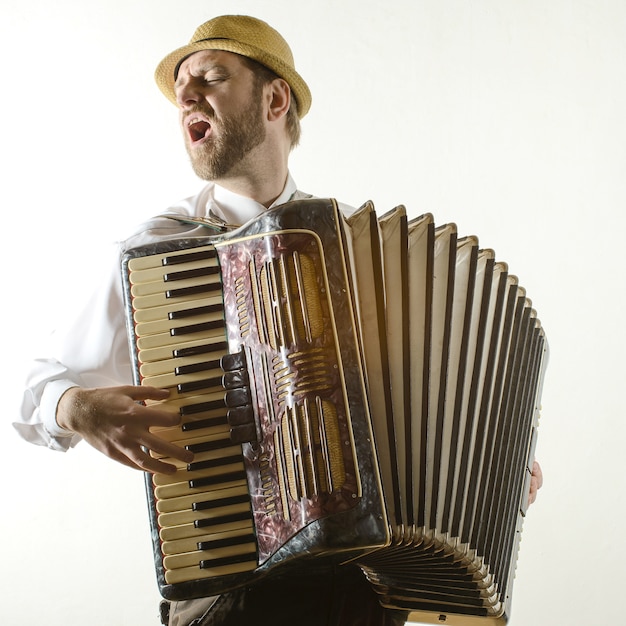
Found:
[141,432,195,465]
[124,385,171,402]
[93,441,167,474]
[123,393,181,426]
[532,461,544,489]
[110,437,184,474]
[127,447,180,474]
[99,446,144,472]
[138,403,184,428]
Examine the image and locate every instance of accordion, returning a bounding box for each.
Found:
[121,198,548,625]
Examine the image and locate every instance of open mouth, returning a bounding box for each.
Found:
[187,116,212,144]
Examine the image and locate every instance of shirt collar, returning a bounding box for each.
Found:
[209,174,298,227]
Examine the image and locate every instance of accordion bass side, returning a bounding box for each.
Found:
[121,198,548,625]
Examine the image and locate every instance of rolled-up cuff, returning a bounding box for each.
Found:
[41,379,80,439]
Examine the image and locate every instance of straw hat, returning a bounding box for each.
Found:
[155,15,312,117]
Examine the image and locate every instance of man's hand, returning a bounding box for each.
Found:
[528,460,543,507]
[56,385,194,474]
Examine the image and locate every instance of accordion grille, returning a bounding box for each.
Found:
[257,252,324,350]
[275,398,346,502]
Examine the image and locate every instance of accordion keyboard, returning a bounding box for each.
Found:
[127,244,258,585]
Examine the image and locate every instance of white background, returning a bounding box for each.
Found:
[1,1,624,624]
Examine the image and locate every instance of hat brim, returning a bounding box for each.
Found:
[155,39,311,118]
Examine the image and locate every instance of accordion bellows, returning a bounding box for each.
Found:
[121,198,548,625]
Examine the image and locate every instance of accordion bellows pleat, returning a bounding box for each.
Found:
[121,198,547,625]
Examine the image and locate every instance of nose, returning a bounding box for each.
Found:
[175,75,202,108]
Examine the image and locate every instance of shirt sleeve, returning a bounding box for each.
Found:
[13,243,134,451]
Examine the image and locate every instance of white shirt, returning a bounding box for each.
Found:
[14,175,315,451]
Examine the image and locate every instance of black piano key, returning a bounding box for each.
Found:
[186,436,232,454]
[230,423,258,444]
[223,369,249,388]
[169,302,224,321]
[175,358,222,376]
[198,533,256,551]
[188,453,241,472]
[199,551,257,570]
[182,415,228,433]
[192,492,250,512]
[171,319,225,337]
[173,341,228,359]
[189,469,247,489]
[180,399,226,417]
[221,351,246,371]
[164,265,221,282]
[162,248,217,266]
[225,387,251,407]
[227,406,255,427]
[166,282,222,299]
[194,510,253,529]
[177,374,224,394]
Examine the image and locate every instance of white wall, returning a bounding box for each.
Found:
[1,1,624,624]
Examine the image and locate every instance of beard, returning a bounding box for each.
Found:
[184,92,266,181]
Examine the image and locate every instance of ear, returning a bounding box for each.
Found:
[266,78,291,122]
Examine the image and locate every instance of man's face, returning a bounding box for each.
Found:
[174,50,267,181]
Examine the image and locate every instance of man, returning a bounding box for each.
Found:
[15,14,542,626]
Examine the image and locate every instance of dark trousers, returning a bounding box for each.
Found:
[162,565,408,626]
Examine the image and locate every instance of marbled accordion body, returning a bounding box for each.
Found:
[121,199,548,625]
